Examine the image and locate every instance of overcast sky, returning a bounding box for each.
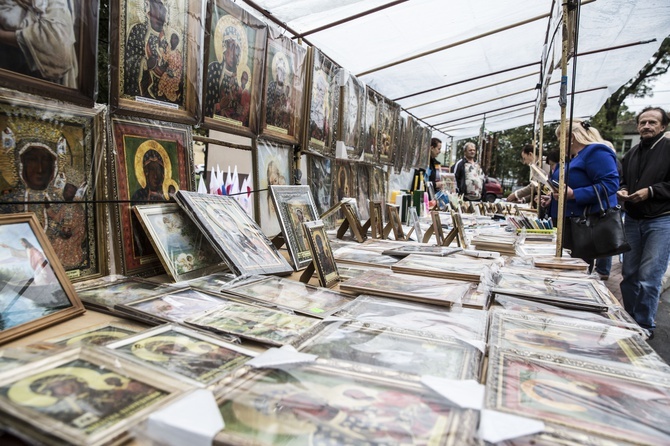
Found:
[624,71,670,115]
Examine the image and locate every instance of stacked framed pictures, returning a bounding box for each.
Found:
[0,213,85,344]
[203,0,268,136]
[269,185,319,270]
[174,191,293,276]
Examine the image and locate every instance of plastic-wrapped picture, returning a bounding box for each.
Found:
[340,72,366,160]
[370,166,387,215]
[355,164,370,221]
[174,191,293,276]
[112,0,203,123]
[376,96,398,166]
[260,29,307,144]
[305,48,339,156]
[307,155,332,216]
[255,139,291,237]
[0,0,99,105]
[332,160,354,205]
[203,0,268,136]
[303,220,339,288]
[110,116,194,276]
[392,113,406,174]
[402,114,417,171]
[0,89,107,281]
[363,87,379,163]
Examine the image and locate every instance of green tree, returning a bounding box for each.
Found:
[592,36,670,143]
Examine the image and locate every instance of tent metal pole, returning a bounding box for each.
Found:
[438,110,535,131]
[552,39,657,70]
[357,13,550,77]
[293,0,409,39]
[404,72,539,110]
[393,62,540,101]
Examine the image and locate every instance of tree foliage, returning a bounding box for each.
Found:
[592,36,670,142]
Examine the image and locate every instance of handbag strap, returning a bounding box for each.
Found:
[591,183,612,214]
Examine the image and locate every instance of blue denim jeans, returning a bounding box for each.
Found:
[595,257,612,276]
[620,214,670,331]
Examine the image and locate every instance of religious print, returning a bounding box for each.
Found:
[203,0,267,136]
[355,163,370,221]
[307,155,332,216]
[0,0,99,105]
[255,139,291,237]
[110,116,194,276]
[332,160,354,205]
[363,86,381,163]
[392,113,406,174]
[260,29,307,144]
[303,220,339,288]
[305,48,339,156]
[340,71,366,159]
[0,89,107,281]
[112,0,202,123]
[0,213,84,344]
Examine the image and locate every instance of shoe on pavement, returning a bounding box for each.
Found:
[598,274,609,281]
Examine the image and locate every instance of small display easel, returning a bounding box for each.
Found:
[368,201,384,239]
[336,199,367,243]
[383,204,408,240]
[422,210,464,247]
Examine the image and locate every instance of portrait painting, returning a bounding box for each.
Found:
[355,163,370,221]
[0,347,191,445]
[133,203,224,282]
[0,213,84,344]
[110,116,194,276]
[269,185,319,270]
[213,365,477,445]
[303,220,339,288]
[174,191,293,276]
[305,48,339,156]
[307,155,332,216]
[376,96,398,166]
[203,0,267,136]
[341,72,366,159]
[0,90,107,282]
[363,86,379,163]
[255,139,291,237]
[0,0,98,105]
[107,324,255,387]
[332,160,354,205]
[260,30,307,144]
[112,0,202,123]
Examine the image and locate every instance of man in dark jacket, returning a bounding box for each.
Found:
[617,106,670,340]
[451,142,483,201]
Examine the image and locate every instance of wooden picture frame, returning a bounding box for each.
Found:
[106,323,256,387]
[0,89,108,282]
[174,191,293,276]
[376,96,398,166]
[0,213,84,344]
[111,0,202,123]
[0,1,99,106]
[255,139,292,237]
[269,185,319,271]
[386,204,405,240]
[303,220,340,288]
[304,47,340,156]
[340,199,367,243]
[485,348,670,445]
[0,346,191,445]
[370,201,384,239]
[109,115,194,276]
[202,0,268,136]
[259,31,307,144]
[133,203,224,282]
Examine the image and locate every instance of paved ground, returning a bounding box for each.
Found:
[602,258,670,363]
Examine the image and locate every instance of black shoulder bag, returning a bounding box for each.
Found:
[563,184,630,259]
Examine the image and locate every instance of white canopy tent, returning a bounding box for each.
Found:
[236,0,670,140]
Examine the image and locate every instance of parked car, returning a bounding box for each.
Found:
[484,177,503,202]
